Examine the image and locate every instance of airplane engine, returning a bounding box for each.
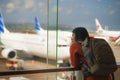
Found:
[1,48,17,59]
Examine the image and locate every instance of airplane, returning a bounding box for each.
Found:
[34,17,72,44]
[0,14,70,61]
[95,18,120,41]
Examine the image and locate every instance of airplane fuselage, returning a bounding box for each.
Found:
[96,30,120,37]
[1,32,70,60]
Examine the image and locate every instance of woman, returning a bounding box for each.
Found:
[70,27,112,80]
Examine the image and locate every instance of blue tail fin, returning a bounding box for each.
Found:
[34,17,44,34]
[0,13,9,34]
[0,14,4,33]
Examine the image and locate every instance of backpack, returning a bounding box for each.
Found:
[81,38,118,76]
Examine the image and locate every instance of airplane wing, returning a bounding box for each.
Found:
[115,36,120,45]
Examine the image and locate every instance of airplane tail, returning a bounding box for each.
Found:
[0,13,9,34]
[34,17,44,34]
[95,18,104,32]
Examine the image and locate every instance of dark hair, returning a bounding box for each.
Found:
[72,27,89,41]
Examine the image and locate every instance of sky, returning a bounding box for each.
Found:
[0,0,120,31]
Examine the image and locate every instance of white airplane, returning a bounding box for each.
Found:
[0,14,70,61]
[34,17,72,44]
[95,18,120,41]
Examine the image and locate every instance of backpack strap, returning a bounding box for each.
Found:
[90,38,97,64]
[81,38,96,70]
[81,38,91,68]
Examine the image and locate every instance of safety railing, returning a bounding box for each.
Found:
[0,67,80,80]
[0,67,80,76]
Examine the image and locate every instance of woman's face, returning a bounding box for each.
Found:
[71,33,76,42]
